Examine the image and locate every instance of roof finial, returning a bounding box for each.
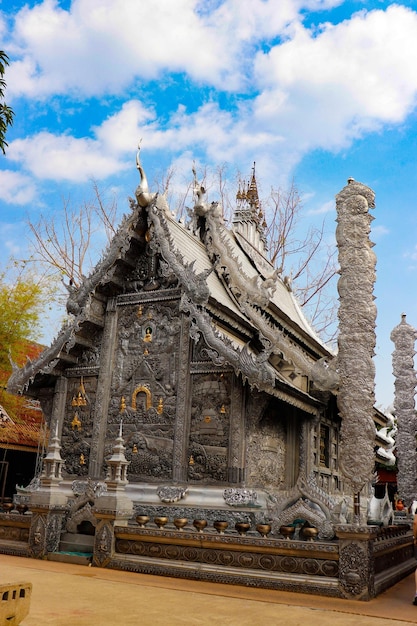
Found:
[246,162,259,210]
[135,142,155,207]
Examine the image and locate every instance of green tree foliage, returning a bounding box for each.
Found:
[0,51,14,155]
[0,271,45,371]
[0,341,43,426]
[0,267,51,423]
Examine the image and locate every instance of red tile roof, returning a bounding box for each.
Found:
[0,421,48,452]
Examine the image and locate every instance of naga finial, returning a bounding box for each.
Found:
[192,163,209,217]
[135,142,155,207]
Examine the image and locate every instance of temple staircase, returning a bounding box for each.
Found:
[48,531,94,566]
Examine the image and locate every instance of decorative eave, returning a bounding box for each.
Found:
[0,443,38,453]
[187,175,335,387]
[181,294,321,416]
[205,300,254,342]
[267,300,332,361]
[373,407,389,429]
[7,197,145,395]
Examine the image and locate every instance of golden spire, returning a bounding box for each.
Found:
[236,181,244,202]
[71,378,88,406]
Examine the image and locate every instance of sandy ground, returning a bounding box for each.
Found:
[2,554,417,625]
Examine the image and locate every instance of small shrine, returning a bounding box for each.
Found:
[4,154,413,600]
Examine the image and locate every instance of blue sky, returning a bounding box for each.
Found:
[2,0,417,410]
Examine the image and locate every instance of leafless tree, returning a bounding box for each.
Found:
[26,173,338,344]
[264,182,338,343]
[27,182,120,288]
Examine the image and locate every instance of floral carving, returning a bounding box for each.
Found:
[339,543,369,598]
[223,488,258,506]
[157,486,188,503]
[29,515,47,557]
[246,411,286,489]
[93,521,114,567]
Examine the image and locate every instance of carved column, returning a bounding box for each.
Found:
[391,314,417,506]
[336,179,377,508]
[285,407,300,488]
[335,525,379,599]
[172,315,191,482]
[299,418,309,476]
[29,507,67,558]
[29,424,67,558]
[50,375,68,439]
[93,424,133,568]
[89,297,119,478]
[227,377,246,483]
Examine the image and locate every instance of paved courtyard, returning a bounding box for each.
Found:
[2,553,417,625]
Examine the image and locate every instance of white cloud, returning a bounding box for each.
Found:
[6,3,417,191]
[3,100,234,182]
[0,221,30,258]
[7,0,345,100]
[0,14,6,40]
[7,0,236,98]
[208,0,301,41]
[371,224,389,240]
[95,101,156,153]
[7,131,127,182]
[0,170,37,204]
[4,101,238,183]
[307,200,334,215]
[204,0,343,43]
[405,244,417,263]
[253,5,417,151]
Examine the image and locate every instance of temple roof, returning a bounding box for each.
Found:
[0,421,46,452]
[167,207,327,351]
[8,153,336,411]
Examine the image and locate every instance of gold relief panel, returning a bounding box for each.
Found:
[131,385,152,410]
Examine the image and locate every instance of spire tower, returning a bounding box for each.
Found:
[232,162,267,256]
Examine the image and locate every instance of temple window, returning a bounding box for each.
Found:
[319,424,330,468]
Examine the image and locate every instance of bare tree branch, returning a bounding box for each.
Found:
[262,180,338,343]
[27,186,121,288]
[26,176,338,344]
